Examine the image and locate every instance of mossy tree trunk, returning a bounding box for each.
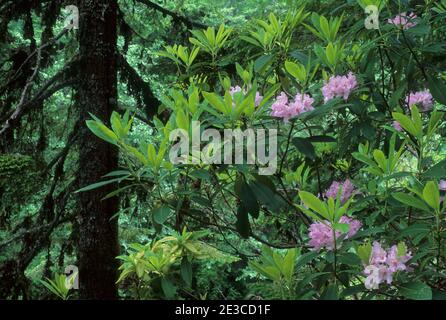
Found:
[76,0,119,299]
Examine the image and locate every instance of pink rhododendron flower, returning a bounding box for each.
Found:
[308,216,362,251]
[405,90,434,111]
[255,92,263,107]
[370,241,387,265]
[363,241,412,290]
[322,72,358,103]
[388,12,417,30]
[386,245,412,273]
[392,121,402,131]
[324,179,356,204]
[271,92,314,122]
[440,180,446,203]
[438,180,446,191]
[291,93,315,114]
[229,85,243,96]
[229,86,263,107]
[364,265,393,290]
[340,216,362,238]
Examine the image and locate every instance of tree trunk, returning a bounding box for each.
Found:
[76,0,119,299]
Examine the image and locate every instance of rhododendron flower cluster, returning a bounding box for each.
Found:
[308,216,362,251]
[322,72,358,103]
[324,179,356,204]
[388,12,418,30]
[270,92,314,122]
[363,242,412,290]
[229,85,263,107]
[405,90,434,111]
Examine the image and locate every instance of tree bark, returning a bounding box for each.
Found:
[76,0,119,299]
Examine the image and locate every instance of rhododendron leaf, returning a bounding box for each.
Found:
[321,283,339,300]
[338,252,361,265]
[203,92,227,114]
[352,152,378,168]
[298,191,329,219]
[399,282,432,300]
[389,85,406,109]
[296,251,320,267]
[333,222,349,233]
[153,206,171,225]
[283,249,298,281]
[296,205,324,222]
[335,197,352,221]
[307,135,336,143]
[254,54,274,73]
[397,242,408,257]
[161,278,177,299]
[292,137,316,160]
[427,110,444,136]
[235,176,260,219]
[423,159,446,178]
[180,258,192,287]
[393,192,430,212]
[427,74,446,105]
[357,242,372,264]
[75,176,125,193]
[327,196,336,219]
[249,262,281,282]
[372,150,387,172]
[236,204,250,238]
[285,60,306,83]
[175,109,189,132]
[319,15,330,39]
[422,181,440,211]
[410,105,423,137]
[249,179,284,212]
[325,42,336,66]
[86,120,118,145]
[392,112,418,137]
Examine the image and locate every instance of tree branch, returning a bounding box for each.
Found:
[135,0,207,29]
[117,53,160,118]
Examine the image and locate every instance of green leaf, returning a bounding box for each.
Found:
[161,278,177,299]
[292,137,316,160]
[285,60,306,83]
[333,222,349,233]
[423,181,440,211]
[175,109,189,131]
[180,258,192,287]
[203,92,228,114]
[307,135,336,143]
[153,206,171,225]
[254,54,274,73]
[249,177,285,212]
[372,150,387,171]
[298,191,329,219]
[392,193,430,212]
[321,283,339,300]
[338,252,361,265]
[296,251,320,268]
[427,74,446,105]
[236,204,250,238]
[392,113,417,137]
[399,282,432,300]
[423,159,446,178]
[282,249,298,281]
[357,242,372,264]
[86,120,118,145]
[235,176,260,219]
[75,177,124,193]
